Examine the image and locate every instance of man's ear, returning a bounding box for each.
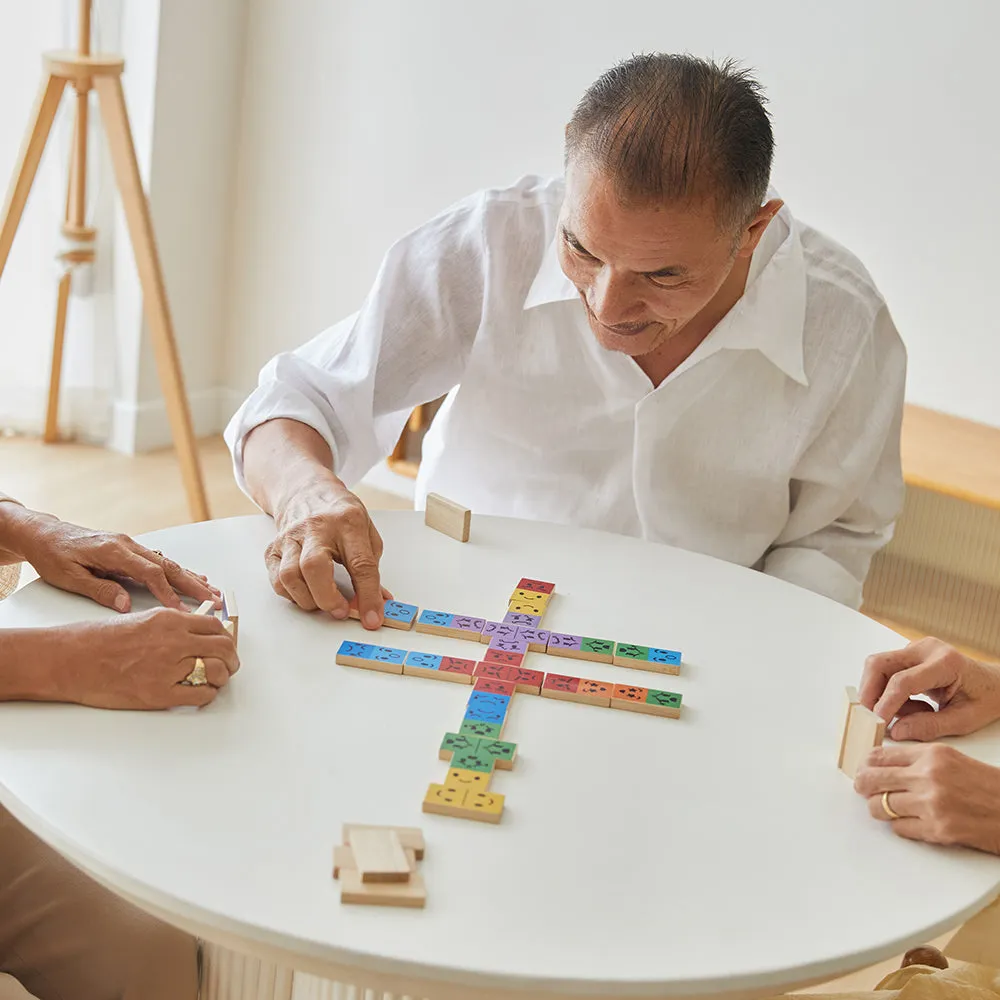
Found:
[735,198,783,257]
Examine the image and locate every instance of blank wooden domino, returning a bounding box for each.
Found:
[343,824,425,860]
[222,620,235,639]
[335,641,405,675]
[333,844,417,878]
[425,493,471,542]
[422,782,504,824]
[222,589,239,641]
[838,685,886,778]
[339,869,427,907]
[349,828,411,883]
[193,599,215,616]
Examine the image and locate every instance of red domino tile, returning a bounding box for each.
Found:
[517,578,555,595]
[483,648,526,668]
[474,677,517,697]
[542,673,581,694]
[474,661,510,680]
[438,656,476,677]
[506,665,544,695]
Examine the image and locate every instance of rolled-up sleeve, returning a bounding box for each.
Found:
[224,195,488,493]
[762,305,907,608]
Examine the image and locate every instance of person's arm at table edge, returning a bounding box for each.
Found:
[0,494,38,565]
[0,628,62,701]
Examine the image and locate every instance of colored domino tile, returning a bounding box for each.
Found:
[335,640,404,675]
[540,672,582,703]
[437,656,476,682]
[480,620,521,644]
[505,665,544,695]
[507,596,549,616]
[439,732,480,762]
[503,611,541,628]
[546,632,583,656]
[576,678,614,706]
[646,647,683,675]
[610,684,683,719]
[446,615,488,640]
[415,610,454,635]
[474,677,517,697]
[381,601,419,630]
[459,718,504,739]
[474,660,509,680]
[613,642,682,674]
[579,637,615,663]
[402,650,442,679]
[488,635,529,654]
[449,748,497,774]
[465,691,511,724]
[478,738,517,770]
[422,783,504,824]
[516,578,555,595]
[446,766,492,789]
[483,648,526,668]
[514,627,550,653]
[508,592,549,612]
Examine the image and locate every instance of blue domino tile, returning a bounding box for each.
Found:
[383,601,418,625]
[404,651,443,670]
[648,647,682,665]
[368,645,406,665]
[337,640,375,659]
[503,611,541,628]
[417,609,454,628]
[464,691,511,724]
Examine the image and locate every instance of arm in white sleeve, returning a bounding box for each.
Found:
[225,195,488,491]
[762,306,907,608]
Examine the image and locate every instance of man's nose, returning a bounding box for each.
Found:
[587,267,641,326]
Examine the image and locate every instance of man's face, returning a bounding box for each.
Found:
[557,159,743,357]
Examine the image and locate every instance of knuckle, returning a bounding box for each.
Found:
[349,554,379,578]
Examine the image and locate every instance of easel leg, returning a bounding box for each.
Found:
[93,74,210,522]
[0,74,67,278]
[44,270,72,443]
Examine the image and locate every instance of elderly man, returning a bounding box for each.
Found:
[0,491,239,999]
[226,53,906,625]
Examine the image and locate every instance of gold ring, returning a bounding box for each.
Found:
[183,657,208,686]
[882,790,902,820]
[152,549,164,558]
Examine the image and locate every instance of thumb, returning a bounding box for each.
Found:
[66,570,132,613]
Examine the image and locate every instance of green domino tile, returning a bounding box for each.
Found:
[614,642,650,662]
[478,739,517,765]
[647,689,683,708]
[459,719,503,739]
[440,732,481,758]
[581,636,615,658]
[450,749,497,773]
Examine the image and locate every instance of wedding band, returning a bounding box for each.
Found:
[152,549,164,558]
[882,790,902,820]
[183,657,208,686]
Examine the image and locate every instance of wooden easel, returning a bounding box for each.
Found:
[0,0,209,521]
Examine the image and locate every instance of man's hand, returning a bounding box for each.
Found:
[11,510,220,613]
[855,743,1000,855]
[28,608,240,710]
[859,637,1000,741]
[265,480,391,627]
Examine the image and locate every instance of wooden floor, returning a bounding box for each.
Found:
[0,434,966,993]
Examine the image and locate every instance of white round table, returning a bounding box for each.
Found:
[0,512,998,1000]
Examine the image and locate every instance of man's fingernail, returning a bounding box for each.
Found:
[364,611,380,629]
[114,594,129,612]
[332,607,348,620]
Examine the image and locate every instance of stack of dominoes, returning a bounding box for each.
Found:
[333,824,426,907]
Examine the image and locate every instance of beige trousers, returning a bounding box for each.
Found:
[0,806,198,1000]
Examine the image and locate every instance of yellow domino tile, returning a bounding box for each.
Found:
[422,783,505,823]
[508,599,547,616]
[446,767,492,791]
[461,790,505,823]
[510,589,550,606]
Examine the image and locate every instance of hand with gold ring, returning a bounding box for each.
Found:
[182,657,209,686]
[854,743,1000,855]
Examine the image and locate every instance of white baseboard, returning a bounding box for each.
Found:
[108,385,237,454]
[0,385,111,443]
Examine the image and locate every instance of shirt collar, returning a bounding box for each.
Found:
[522,197,809,387]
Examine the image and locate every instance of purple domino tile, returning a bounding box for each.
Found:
[503,611,542,628]
[481,620,521,643]
[516,627,550,648]
[547,631,583,652]
[451,615,487,636]
[489,635,530,654]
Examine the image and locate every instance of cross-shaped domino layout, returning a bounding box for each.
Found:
[335,576,684,825]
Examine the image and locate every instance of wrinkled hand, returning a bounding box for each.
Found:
[859,637,1000,741]
[17,513,220,613]
[265,481,391,628]
[46,607,239,710]
[855,743,1000,854]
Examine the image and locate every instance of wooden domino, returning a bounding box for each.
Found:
[575,678,614,707]
[333,844,417,878]
[403,651,475,684]
[838,685,886,778]
[483,649,526,668]
[510,589,551,607]
[505,665,544,695]
[514,627,550,653]
[474,676,517,697]
[415,610,486,641]
[610,684,683,719]
[349,828,410,883]
[339,869,427,907]
[612,642,682,675]
[516,578,555,595]
[480,620,521,644]
[222,589,239,642]
[540,672,582,703]
[349,597,418,631]
[335,640,405,675]
[425,493,471,542]
[422,782,504,823]
[193,599,215,616]
[343,824,425,859]
[546,633,614,663]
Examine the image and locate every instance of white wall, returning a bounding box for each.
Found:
[224,0,1000,429]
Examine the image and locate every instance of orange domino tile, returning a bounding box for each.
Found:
[576,678,614,707]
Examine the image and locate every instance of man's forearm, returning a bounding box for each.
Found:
[0,497,53,567]
[0,629,61,702]
[242,418,347,525]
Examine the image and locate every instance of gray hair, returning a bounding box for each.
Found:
[566,53,774,233]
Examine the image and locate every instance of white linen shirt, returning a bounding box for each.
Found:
[226,175,906,608]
